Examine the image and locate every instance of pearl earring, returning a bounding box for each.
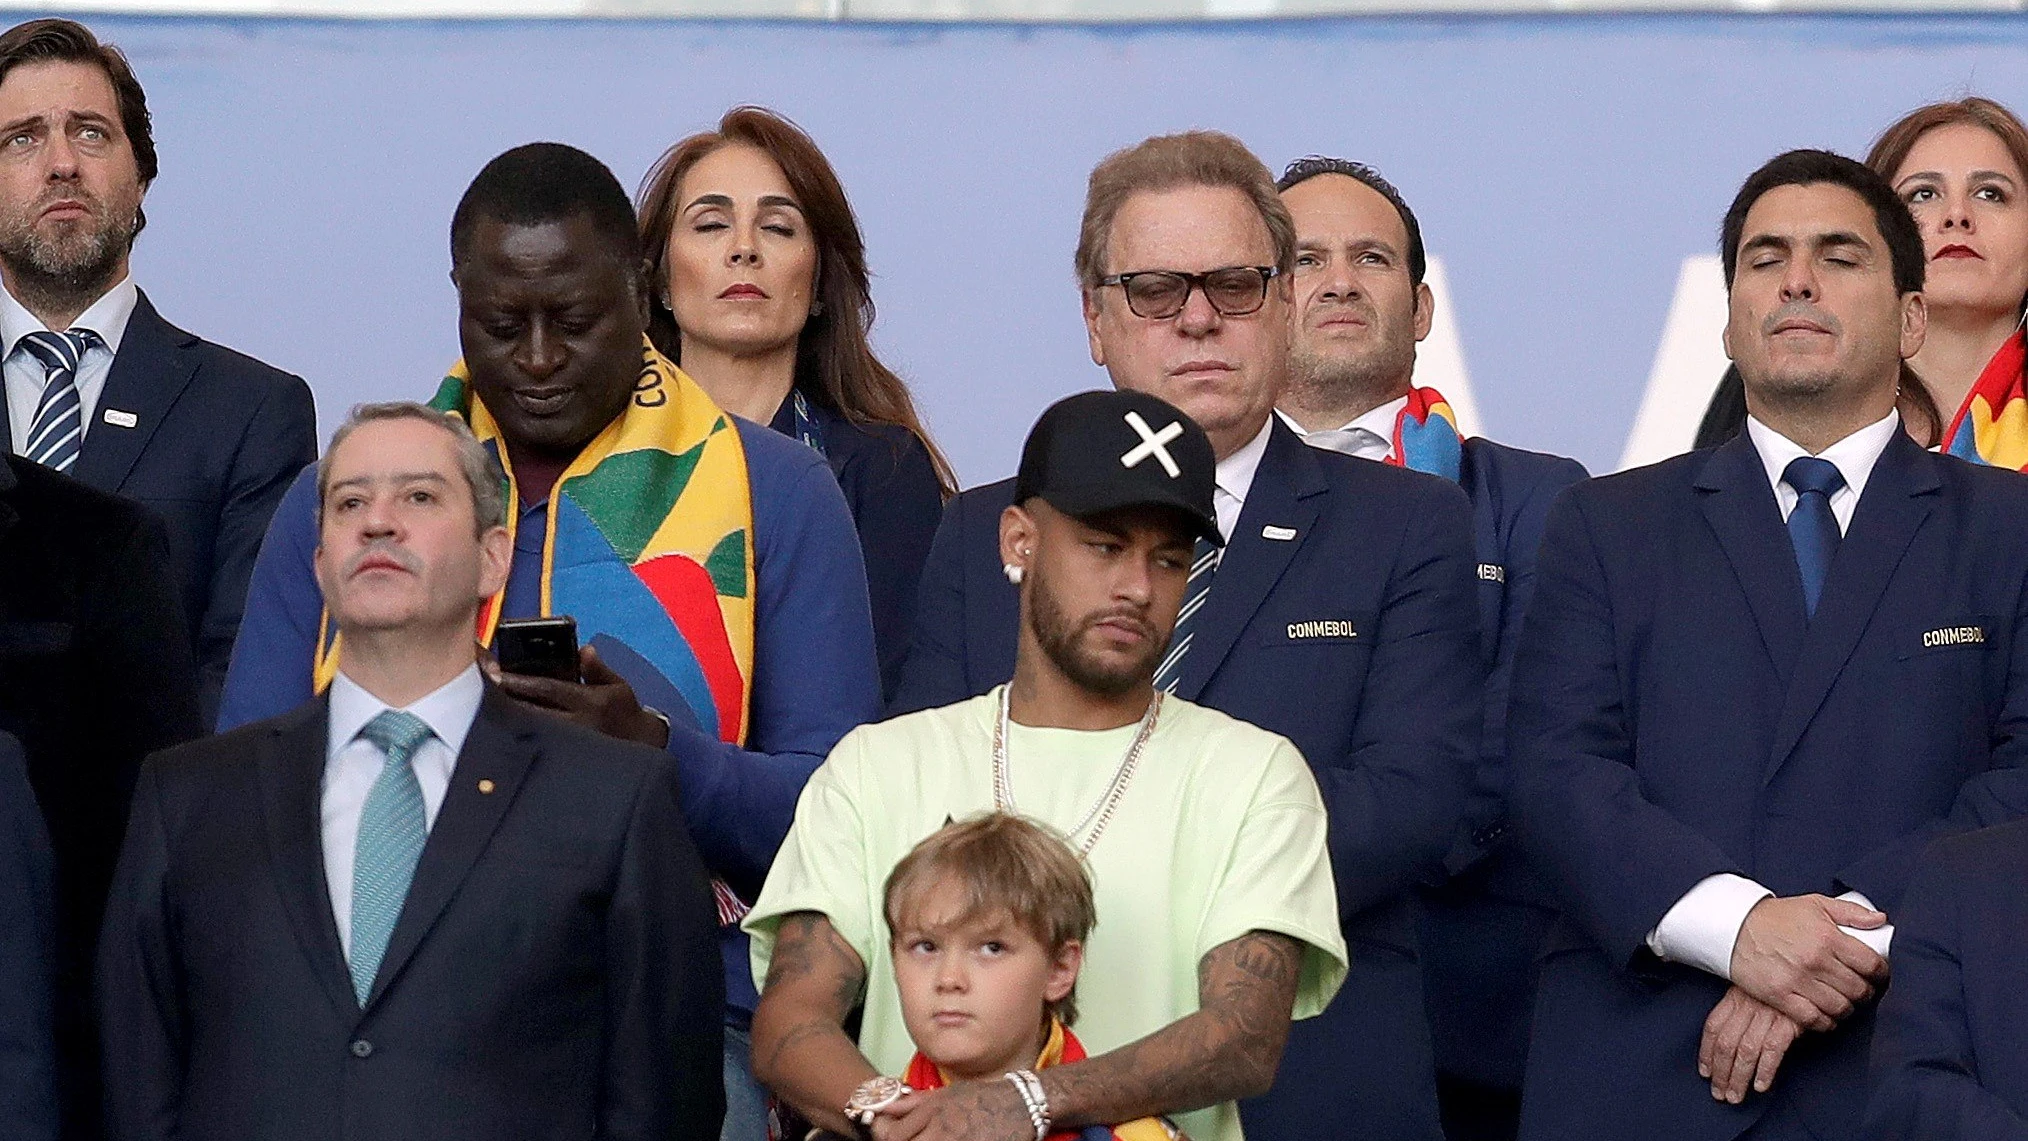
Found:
[1004,564,1024,585]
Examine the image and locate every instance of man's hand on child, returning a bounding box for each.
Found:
[872,1081,1035,1141]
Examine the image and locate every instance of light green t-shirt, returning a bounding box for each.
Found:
[744,689,1348,1141]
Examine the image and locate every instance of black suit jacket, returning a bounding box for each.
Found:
[0,454,202,1141]
[97,686,726,1141]
[0,731,58,1141]
[894,419,1483,1140]
[0,292,317,721]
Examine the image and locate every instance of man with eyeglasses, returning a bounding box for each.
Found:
[1274,157,1589,1141]
[895,130,1482,1140]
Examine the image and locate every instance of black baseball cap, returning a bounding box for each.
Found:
[1013,390,1222,546]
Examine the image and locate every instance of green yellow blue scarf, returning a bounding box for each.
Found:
[313,338,756,745]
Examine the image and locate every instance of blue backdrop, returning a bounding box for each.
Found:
[66,10,2028,481]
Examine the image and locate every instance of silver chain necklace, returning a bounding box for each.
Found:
[990,685,1162,857]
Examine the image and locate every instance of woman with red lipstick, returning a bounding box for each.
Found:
[639,107,953,702]
[1696,97,2028,467]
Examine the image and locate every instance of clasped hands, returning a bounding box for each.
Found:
[859,1079,1038,1141]
[1697,894,1888,1104]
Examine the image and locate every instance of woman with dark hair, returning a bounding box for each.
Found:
[1696,97,2028,464]
[640,107,953,702]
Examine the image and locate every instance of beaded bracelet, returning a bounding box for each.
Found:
[1004,1069,1050,1141]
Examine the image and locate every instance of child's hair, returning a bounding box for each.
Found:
[883,812,1098,1024]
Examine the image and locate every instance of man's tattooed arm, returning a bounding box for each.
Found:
[1046,929,1302,1126]
[750,911,880,1137]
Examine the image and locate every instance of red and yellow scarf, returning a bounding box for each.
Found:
[1386,385,1465,483]
[903,1020,1184,1141]
[1942,329,2028,471]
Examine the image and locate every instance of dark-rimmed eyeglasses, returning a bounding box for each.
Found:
[1096,266,1280,320]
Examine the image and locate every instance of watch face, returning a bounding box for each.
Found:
[847,1075,909,1116]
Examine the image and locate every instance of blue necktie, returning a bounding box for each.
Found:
[19,329,98,473]
[1784,456,1845,618]
[1154,537,1220,693]
[349,709,433,1006]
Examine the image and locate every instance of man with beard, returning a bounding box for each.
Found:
[894,131,1480,1140]
[1273,157,1588,1141]
[0,20,313,722]
[747,389,1346,1141]
[1510,150,2028,1141]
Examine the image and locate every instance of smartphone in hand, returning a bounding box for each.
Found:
[494,616,580,683]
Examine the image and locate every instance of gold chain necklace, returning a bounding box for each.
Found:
[990,685,1162,857]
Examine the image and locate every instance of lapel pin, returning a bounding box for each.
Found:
[1262,525,1297,541]
[102,408,137,429]
[477,779,495,794]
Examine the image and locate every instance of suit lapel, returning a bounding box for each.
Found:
[73,292,198,493]
[364,687,537,1009]
[1695,435,1808,680]
[1764,433,1940,782]
[257,699,358,1019]
[1178,422,1323,700]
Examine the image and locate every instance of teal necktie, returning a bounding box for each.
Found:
[349,709,433,1006]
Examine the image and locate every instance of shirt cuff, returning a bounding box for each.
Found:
[1835,889,1894,958]
[1646,874,1773,980]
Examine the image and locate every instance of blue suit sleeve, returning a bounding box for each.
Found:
[215,465,322,731]
[96,761,184,1141]
[888,492,977,717]
[664,429,880,898]
[1864,841,2028,1141]
[196,372,316,724]
[0,736,56,1141]
[1508,489,1741,967]
[1317,477,1481,917]
[840,429,944,704]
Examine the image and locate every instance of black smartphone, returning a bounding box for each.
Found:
[494,616,580,682]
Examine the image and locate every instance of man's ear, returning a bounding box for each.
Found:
[1000,504,1039,579]
[1901,290,1929,362]
[1082,289,1107,368]
[1045,940,1084,1005]
[477,525,512,599]
[1412,280,1435,343]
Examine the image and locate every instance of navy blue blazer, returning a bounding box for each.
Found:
[1510,430,2028,1141]
[894,417,1483,1140]
[0,731,56,1141]
[1419,438,1588,1093]
[0,292,316,722]
[1866,820,2028,1140]
[769,396,943,702]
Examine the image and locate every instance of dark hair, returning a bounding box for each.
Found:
[450,142,641,271]
[638,106,954,495]
[0,19,155,236]
[1277,156,1427,286]
[1719,149,1938,445]
[1720,148,1925,297]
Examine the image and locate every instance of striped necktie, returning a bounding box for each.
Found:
[1154,537,1220,693]
[19,329,98,473]
[349,709,434,1006]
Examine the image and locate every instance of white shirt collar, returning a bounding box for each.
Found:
[326,663,485,764]
[1211,416,1274,539]
[1275,394,1409,462]
[0,275,137,359]
[1745,408,1900,507]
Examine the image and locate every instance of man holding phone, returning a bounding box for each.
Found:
[217,144,881,1139]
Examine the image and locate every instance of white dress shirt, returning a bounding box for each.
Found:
[1644,409,1902,979]
[1212,416,1274,541]
[0,276,138,456]
[1277,395,1408,464]
[322,664,482,959]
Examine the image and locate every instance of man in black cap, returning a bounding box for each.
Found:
[744,389,1347,1141]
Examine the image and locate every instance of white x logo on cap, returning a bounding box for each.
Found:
[1120,411,1184,478]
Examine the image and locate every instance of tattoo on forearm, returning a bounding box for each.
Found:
[763,911,867,1020]
[1041,930,1302,1127]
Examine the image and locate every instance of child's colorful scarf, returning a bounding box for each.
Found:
[313,338,756,745]
[903,1020,1185,1141]
[1385,385,1465,483]
[1943,329,2028,471]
